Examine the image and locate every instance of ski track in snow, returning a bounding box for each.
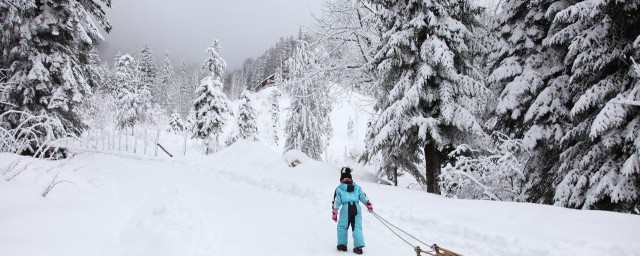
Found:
[1,142,640,256]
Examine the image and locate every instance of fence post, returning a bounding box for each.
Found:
[118,129,122,151]
[154,128,160,157]
[102,128,105,151]
[144,128,148,155]
[133,127,138,154]
[183,130,187,156]
[125,128,129,152]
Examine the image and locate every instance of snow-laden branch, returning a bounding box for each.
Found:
[0,110,77,159]
[440,132,529,201]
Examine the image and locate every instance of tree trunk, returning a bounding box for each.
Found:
[394,166,398,187]
[424,141,441,194]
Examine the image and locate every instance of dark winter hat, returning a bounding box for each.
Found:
[340,167,352,181]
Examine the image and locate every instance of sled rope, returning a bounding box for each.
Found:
[371,212,462,256]
[371,212,430,247]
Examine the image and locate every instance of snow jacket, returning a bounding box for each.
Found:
[332,181,369,211]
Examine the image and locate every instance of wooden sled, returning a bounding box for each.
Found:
[415,244,463,256]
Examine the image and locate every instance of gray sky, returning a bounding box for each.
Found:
[98,0,324,69]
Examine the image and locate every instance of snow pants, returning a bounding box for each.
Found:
[337,202,365,247]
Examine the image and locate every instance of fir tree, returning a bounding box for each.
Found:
[361,0,489,192]
[113,54,144,130]
[487,0,569,203]
[169,110,185,132]
[547,0,640,212]
[138,44,158,98]
[284,41,333,160]
[157,52,176,109]
[191,40,230,154]
[268,88,282,145]
[177,62,193,118]
[0,0,111,135]
[237,90,259,141]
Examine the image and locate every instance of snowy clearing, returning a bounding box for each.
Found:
[1,141,639,256]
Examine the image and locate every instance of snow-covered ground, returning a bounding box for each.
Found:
[1,141,639,256]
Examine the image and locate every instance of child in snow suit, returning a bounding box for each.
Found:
[332,167,373,255]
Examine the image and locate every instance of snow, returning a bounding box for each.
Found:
[2,141,640,256]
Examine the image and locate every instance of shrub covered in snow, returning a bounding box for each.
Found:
[283,149,311,167]
[440,132,529,201]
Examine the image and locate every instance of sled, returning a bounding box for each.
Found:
[414,245,463,256]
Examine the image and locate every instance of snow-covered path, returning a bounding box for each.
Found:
[1,142,640,256]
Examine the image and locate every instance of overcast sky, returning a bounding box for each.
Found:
[98,0,325,69]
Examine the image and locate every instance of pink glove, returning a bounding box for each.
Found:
[366,201,373,213]
[332,210,338,222]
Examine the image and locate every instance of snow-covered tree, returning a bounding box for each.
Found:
[157,52,176,109]
[361,0,489,193]
[138,44,157,98]
[113,54,142,129]
[284,41,333,160]
[191,40,230,154]
[268,88,282,145]
[175,62,193,118]
[0,0,111,136]
[440,132,529,201]
[347,116,355,140]
[237,90,258,141]
[548,1,640,212]
[487,0,569,203]
[312,0,378,94]
[230,71,246,100]
[169,110,185,133]
[250,56,267,90]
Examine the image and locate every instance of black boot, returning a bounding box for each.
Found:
[353,247,363,254]
[337,244,347,251]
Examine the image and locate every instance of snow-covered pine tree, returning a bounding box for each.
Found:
[361,0,489,193]
[157,52,176,109]
[268,88,282,145]
[113,54,143,129]
[169,110,185,133]
[284,41,333,160]
[237,90,258,141]
[176,62,193,118]
[138,44,157,99]
[0,0,111,136]
[486,0,570,203]
[191,40,230,154]
[347,116,355,140]
[547,1,640,212]
[250,57,267,90]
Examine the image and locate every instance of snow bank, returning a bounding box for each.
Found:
[1,143,639,256]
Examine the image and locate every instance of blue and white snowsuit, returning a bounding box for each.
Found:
[332,181,370,248]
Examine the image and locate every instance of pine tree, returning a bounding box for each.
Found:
[269,88,282,145]
[138,44,157,99]
[176,62,193,118]
[237,90,259,141]
[191,40,230,154]
[547,0,640,212]
[113,54,142,129]
[251,57,267,90]
[284,41,333,160]
[169,110,185,133]
[361,0,489,192]
[0,0,111,135]
[157,52,176,109]
[487,0,570,202]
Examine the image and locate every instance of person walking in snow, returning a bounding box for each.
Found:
[332,167,373,254]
